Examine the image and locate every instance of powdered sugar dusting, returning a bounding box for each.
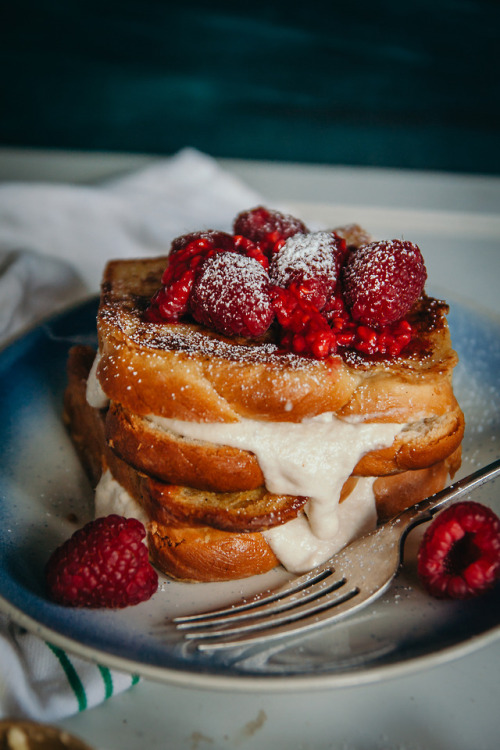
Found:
[270,231,340,291]
[191,252,274,337]
[343,239,427,327]
[99,296,329,371]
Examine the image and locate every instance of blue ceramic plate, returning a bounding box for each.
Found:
[0,297,499,691]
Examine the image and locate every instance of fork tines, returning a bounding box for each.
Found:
[173,565,361,650]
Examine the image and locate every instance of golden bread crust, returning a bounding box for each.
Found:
[96,258,460,424]
[105,401,264,491]
[354,409,464,475]
[374,449,461,521]
[148,523,279,582]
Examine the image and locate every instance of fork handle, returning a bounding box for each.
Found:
[393,457,500,532]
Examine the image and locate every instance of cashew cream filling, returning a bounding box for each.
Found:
[94,469,378,574]
[262,477,377,572]
[95,469,149,527]
[147,412,404,542]
[86,353,109,409]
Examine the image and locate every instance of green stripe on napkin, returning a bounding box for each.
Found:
[46,643,87,711]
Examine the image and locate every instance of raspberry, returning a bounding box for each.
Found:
[347,319,414,357]
[232,234,269,270]
[146,238,215,322]
[417,501,500,599]
[342,239,427,328]
[233,206,308,256]
[190,252,274,338]
[270,231,347,310]
[146,231,268,323]
[45,515,158,608]
[147,268,198,322]
[272,284,338,358]
[170,230,234,258]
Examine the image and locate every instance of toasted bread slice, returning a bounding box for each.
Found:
[147,523,279,583]
[95,257,460,424]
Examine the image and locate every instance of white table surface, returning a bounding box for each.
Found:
[1,148,499,750]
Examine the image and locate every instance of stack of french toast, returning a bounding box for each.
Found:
[63,208,464,582]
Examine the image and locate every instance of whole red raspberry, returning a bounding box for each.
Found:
[417,501,500,599]
[45,515,158,608]
[233,206,308,255]
[342,239,427,328]
[190,252,274,338]
[270,231,347,310]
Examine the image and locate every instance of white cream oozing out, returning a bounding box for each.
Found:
[149,412,403,541]
[95,469,149,526]
[86,353,109,409]
[263,477,377,573]
[95,467,378,574]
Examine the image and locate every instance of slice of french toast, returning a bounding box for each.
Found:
[95,256,461,425]
[104,398,464,490]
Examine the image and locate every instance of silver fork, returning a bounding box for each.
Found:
[173,459,500,651]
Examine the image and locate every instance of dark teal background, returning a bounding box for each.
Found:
[2,1,499,174]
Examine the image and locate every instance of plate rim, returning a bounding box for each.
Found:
[2,592,499,692]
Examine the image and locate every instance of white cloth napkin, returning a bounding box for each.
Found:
[0,616,139,721]
[0,147,261,341]
[0,147,262,720]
